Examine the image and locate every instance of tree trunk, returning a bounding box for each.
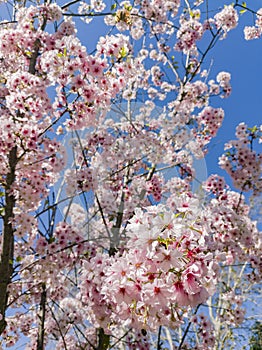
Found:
[97,328,110,350]
[0,146,17,334]
[37,283,47,350]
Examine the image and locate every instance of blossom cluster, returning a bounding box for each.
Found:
[219,123,262,194]
[244,8,262,40]
[195,106,224,151]
[214,5,239,37]
[175,12,203,54]
[80,204,219,331]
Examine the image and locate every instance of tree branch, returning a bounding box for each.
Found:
[178,304,201,350]
[157,325,162,350]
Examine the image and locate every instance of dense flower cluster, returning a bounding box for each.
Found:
[80,205,219,331]
[195,106,224,152]
[244,8,262,40]
[175,12,203,53]
[214,5,239,37]
[219,124,262,193]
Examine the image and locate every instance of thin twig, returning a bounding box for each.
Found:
[178,304,201,350]
[157,325,162,350]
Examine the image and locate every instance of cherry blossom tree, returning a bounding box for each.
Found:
[0,0,261,349]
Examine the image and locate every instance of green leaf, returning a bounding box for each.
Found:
[49,237,56,243]
[124,5,132,11]
[111,3,117,11]
[57,48,67,58]
[25,50,32,57]
[239,1,247,13]
[119,47,127,58]
[249,125,258,133]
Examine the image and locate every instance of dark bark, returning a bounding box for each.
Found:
[37,283,47,350]
[0,146,17,334]
[157,326,162,350]
[97,328,110,350]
